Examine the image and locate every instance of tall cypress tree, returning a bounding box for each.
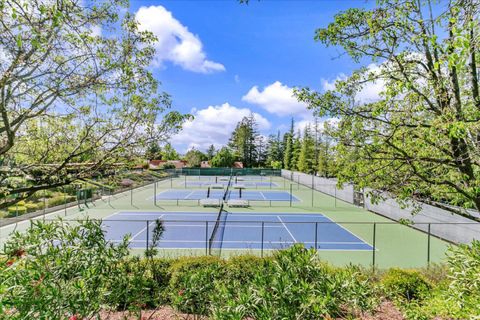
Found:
[291,129,302,171]
[283,118,295,169]
[228,113,259,167]
[298,125,316,173]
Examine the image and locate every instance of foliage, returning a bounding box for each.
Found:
[168,256,225,315]
[229,114,260,167]
[161,162,176,170]
[206,145,216,160]
[184,148,207,167]
[0,0,188,208]
[445,240,480,315]
[283,118,295,170]
[296,0,480,210]
[145,142,162,161]
[161,143,180,161]
[211,147,235,168]
[381,269,431,301]
[297,125,316,174]
[211,244,377,319]
[0,219,131,319]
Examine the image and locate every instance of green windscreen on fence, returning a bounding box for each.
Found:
[173,168,281,176]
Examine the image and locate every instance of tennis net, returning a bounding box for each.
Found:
[208,174,234,255]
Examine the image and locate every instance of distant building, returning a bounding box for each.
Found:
[200,161,211,168]
[233,161,244,169]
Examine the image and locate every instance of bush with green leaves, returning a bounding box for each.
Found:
[0,219,135,319]
[210,244,377,319]
[168,255,225,315]
[381,268,431,301]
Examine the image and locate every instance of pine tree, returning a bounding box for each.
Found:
[298,125,315,173]
[291,129,302,171]
[228,113,259,167]
[283,118,295,169]
[206,145,216,160]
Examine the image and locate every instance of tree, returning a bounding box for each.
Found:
[206,145,216,160]
[211,147,234,168]
[255,135,267,166]
[0,0,188,208]
[184,148,206,167]
[145,142,162,161]
[228,114,259,167]
[317,136,337,178]
[290,130,302,171]
[296,0,480,211]
[266,131,282,167]
[161,143,179,161]
[297,125,316,173]
[283,118,295,169]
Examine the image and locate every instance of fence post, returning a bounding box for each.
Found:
[261,222,264,258]
[205,221,209,255]
[130,187,133,206]
[270,176,272,189]
[170,176,173,188]
[43,189,46,216]
[314,222,318,250]
[311,174,314,207]
[146,220,149,252]
[372,223,377,270]
[334,186,337,208]
[289,184,293,207]
[64,186,67,216]
[154,182,157,206]
[427,223,431,267]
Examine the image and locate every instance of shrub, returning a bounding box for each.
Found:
[161,162,176,169]
[120,178,135,188]
[381,268,431,301]
[168,256,225,315]
[25,203,38,213]
[211,244,376,319]
[446,240,480,317]
[46,195,76,207]
[0,219,133,319]
[7,206,27,216]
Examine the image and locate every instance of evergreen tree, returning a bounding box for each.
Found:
[145,142,162,161]
[228,113,259,167]
[266,132,282,167]
[206,145,216,160]
[184,148,206,167]
[317,136,337,178]
[291,130,302,171]
[298,125,316,173]
[283,118,295,169]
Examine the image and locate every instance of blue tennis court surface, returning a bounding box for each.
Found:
[102,211,373,251]
[182,181,277,188]
[154,189,299,201]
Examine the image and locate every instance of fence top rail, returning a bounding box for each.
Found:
[29,218,480,225]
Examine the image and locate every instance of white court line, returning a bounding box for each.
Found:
[130,214,164,241]
[259,191,267,200]
[184,190,195,200]
[277,215,297,243]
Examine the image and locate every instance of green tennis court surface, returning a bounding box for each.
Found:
[0,175,451,268]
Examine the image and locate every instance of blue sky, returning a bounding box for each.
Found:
[129,0,372,153]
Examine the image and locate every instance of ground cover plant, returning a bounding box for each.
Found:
[1,219,479,319]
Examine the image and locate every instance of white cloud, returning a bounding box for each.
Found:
[234,74,240,83]
[242,81,310,118]
[171,103,270,152]
[135,5,225,73]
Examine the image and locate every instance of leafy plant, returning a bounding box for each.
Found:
[0,219,131,319]
[381,268,431,301]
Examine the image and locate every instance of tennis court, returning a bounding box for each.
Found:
[102,211,373,251]
[182,181,278,188]
[154,189,300,201]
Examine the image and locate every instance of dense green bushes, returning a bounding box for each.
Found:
[1,219,480,319]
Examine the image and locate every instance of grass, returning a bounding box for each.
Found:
[0,175,451,268]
